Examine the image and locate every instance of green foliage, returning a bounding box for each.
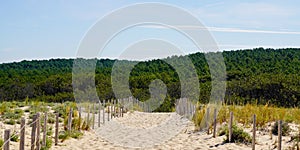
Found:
[0,138,3,147]
[272,121,291,136]
[193,104,207,130]
[47,114,55,124]
[4,119,16,125]
[58,130,83,142]
[2,108,23,120]
[41,136,52,150]
[218,124,251,144]
[47,126,53,136]
[10,131,19,142]
[0,48,299,110]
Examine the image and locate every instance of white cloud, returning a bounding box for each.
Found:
[139,25,300,35]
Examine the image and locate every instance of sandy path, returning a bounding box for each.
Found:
[51,111,273,150]
[1,110,297,150]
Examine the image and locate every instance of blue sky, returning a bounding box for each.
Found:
[1,0,300,63]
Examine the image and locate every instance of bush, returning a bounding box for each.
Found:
[2,111,22,120]
[70,130,83,139]
[192,105,207,131]
[218,124,251,144]
[0,138,3,147]
[271,121,290,136]
[4,119,16,125]
[10,131,19,142]
[47,113,56,124]
[58,130,83,142]
[47,126,53,136]
[41,136,52,150]
[58,131,70,142]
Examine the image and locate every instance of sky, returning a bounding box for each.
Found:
[1,0,300,63]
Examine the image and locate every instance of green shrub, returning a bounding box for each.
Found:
[47,116,55,124]
[53,104,65,117]
[47,126,53,136]
[2,111,22,120]
[4,119,16,125]
[41,136,52,150]
[218,124,251,144]
[10,132,19,142]
[58,130,82,142]
[16,102,26,107]
[70,130,83,139]
[0,138,3,147]
[271,121,290,136]
[58,131,70,142]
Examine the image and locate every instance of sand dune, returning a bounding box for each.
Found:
[51,111,297,150]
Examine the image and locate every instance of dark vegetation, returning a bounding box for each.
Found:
[0,48,299,110]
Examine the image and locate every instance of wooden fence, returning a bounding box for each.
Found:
[1,98,285,150]
[1,100,124,150]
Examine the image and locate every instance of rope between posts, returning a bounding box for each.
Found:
[0,117,40,149]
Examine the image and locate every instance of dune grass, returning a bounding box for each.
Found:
[194,103,300,129]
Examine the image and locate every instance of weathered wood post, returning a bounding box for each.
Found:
[31,114,37,150]
[118,99,121,117]
[229,112,233,143]
[36,113,41,150]
[98,101,101,127]
[206,107,210,135]
[92,104,95,129]
[278,120,282,150]
[68,108,73,131]
[111,100,113,119]
[55,113,59,146]
[252,114,256,150]
[20,117,25,150]
[4,129,10,150]
[103,100,105,124]
[43,112,48,147]
[213,108,217,138]
[121,106,124,117]
[87,105,90,123]
[108,101,110,121]
[113,99,116,118]
[79,106,82,130]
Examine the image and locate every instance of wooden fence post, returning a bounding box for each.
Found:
[278,120,282,150]
[92,104,95,129]
[111,100,113,119]
[206,107,210,135]
[42,112,47,147]
[55,113,59,146]
[213,108,217,138]
[113,100,116,118]
[31,114,37,150]
[121,106,124,117]
[229,112,233,143]
[87,105,90,123]
[98,101,101,127]
[79,107,81,131]
[20,117,25,150]
[252,114,256,150]
[36,113,40,150]
[4,129,10,150]
[68,108,73,131]
[108,102,110,121]
[118,99,121,117]
[103,101,105,124]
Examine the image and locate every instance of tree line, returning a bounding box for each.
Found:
[0,48,299,111]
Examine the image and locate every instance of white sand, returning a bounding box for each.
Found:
[51,111,298,150]
[1,108,298,150]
